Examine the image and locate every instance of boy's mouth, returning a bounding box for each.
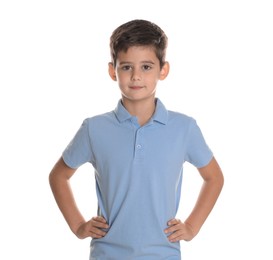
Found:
[129,86,143,90]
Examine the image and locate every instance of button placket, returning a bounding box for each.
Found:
[134,128,144,161]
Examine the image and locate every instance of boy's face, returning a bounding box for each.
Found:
[108,46,169,103]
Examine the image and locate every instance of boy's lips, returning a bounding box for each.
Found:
[129,86,143,90]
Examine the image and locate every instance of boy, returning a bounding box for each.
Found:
[49,19,224,259]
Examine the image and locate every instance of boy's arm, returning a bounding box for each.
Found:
[49,157,109,239]
[165,157,224,242]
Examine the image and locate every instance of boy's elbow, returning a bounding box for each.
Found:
[215,169,224,191]
[49,168,59,189]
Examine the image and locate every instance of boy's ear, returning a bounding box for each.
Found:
[159,61,170,80]
[108,62,117,81]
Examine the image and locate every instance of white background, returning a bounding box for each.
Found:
[1,0,272,259]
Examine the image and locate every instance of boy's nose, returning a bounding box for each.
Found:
[131,69,141,81]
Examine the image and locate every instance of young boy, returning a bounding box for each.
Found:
[49,19,224,259]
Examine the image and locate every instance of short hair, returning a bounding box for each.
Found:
[110,19,168,68]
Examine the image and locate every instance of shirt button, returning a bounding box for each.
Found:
[136,144,142,149]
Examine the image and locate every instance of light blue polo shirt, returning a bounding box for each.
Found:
[62,98,213,260]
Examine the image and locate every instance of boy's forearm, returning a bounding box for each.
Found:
[49,171,85,234]
[184,174,224,236]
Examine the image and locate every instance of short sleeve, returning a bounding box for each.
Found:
[185,119,213,168]
[62,119,94,169]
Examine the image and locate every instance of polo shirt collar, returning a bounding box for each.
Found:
[152,98,168,124]
[114,98,168,125]
[114,100,132,123]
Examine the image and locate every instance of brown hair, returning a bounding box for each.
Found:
[110,19,168,69]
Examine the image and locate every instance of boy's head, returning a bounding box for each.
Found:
[110,19,168,69]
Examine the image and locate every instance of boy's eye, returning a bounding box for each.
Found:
[121,65,132,71]
[120,64,152,71]
[142,65,152,70]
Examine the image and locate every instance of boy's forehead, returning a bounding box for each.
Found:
[117,45,157,59]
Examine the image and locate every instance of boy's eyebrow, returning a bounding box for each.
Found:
[119,60,155,65]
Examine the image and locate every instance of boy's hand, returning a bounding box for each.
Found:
[164,219,194,242]
[75,216,109,239]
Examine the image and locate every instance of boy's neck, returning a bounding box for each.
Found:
[121,97,156,126]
